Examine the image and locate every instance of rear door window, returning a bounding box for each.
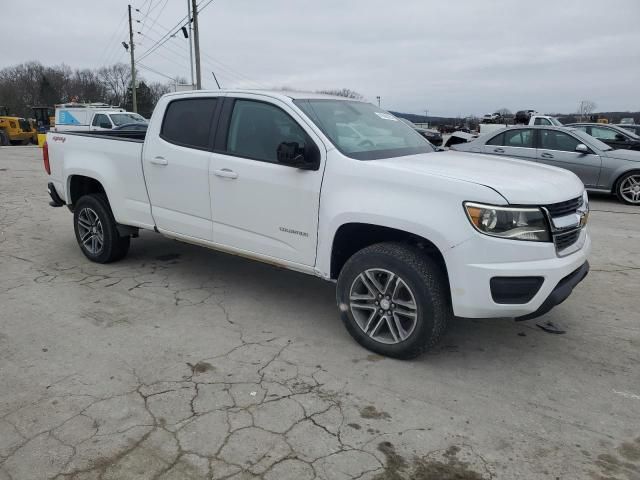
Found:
[92,114,109,127]
[503,129,534,148]
[161,98,218,149]
[534,117,551,126]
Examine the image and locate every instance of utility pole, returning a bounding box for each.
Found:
[127,4,138,112]
[187,0,195,88]
[191,0,202,89]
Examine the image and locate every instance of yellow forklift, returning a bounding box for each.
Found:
[0,106,37,145]
[31,106,55,146]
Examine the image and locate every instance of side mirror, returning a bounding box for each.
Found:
[615,133,626,141]
[100,122,112,129]
[277,141,320,170]
[575,144,589,154]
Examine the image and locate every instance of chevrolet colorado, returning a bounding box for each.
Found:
[44,90,590,358]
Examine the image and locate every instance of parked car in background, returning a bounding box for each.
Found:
[620,117,635,125]
[399,118,443,146]
[451,125,640,205]
[567,123,640,152]
[478,115,562,135]
[616,124,640,137]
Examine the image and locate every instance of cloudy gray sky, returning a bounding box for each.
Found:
[2,0,639,116]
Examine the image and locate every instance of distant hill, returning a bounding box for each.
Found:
[390,110,640,127]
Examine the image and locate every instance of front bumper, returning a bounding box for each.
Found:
[446,228,591,318]
[516,261,589,320]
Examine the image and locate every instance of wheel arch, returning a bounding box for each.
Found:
[67,174,107,209]
[329,222,450,292]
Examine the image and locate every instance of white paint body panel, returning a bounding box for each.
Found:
[46,89,590,320]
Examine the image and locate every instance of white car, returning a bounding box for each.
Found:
[44,90,590,358]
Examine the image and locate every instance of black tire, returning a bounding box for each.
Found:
[336,242,450,359]
[0,130,8,146]
[615,171,640,205]
[73,194,130,263]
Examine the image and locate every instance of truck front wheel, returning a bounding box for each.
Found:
[73,194,130,263]
[336,243,450,359]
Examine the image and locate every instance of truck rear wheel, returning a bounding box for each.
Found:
[73,194,130,263]
[336,242,450,359]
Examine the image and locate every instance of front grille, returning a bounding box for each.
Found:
[545,196,583,217]
[554,228,581,251]
[544,196,585,253]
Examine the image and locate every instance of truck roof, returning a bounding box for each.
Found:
[162,89,365,102]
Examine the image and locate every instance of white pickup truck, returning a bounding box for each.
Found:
[479,115,563,135]
[44,90,590,358]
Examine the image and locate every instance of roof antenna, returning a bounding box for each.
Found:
[211,71,221,89]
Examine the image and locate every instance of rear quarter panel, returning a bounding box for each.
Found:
[46,132,154,229]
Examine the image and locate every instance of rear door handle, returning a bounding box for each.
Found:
[150,156,168,166]
[541,152,554,159]
[213,168,239,179]
[493,148,505,153]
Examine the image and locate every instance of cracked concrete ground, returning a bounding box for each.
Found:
[1,146,639,480]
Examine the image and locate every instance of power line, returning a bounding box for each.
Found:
[136,0,216,63]
[137,62,177,81]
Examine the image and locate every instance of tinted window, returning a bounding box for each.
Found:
[486,133,504,146]
[534,117,551,126]
[591,126,620,140]
[540,130,581,152]
[161,98,217,149]
[93,114,109,127]
[503,129,534,147]
[226,100,308,163]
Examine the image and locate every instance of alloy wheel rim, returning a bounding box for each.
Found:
[77,207,104,255]
[620,175,640,204]
[349,268,418,345]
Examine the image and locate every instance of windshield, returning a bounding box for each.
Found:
[614,125,640,139]
[549,117,563,126]
[109,113,147,126]
[294,99,434,160]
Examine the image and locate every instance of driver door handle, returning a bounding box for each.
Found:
[541,152,554,159]
[213,168,239,179]
[493,148,505,153]
[150,156,168,166]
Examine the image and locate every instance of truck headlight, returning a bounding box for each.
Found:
[464,202,550,242]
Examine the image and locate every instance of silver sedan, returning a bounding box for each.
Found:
[451,125,640,205]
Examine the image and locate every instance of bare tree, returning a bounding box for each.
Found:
[316,88,364,100]
[97,63,131,107]
[149,81,171,105]
[577,100,597,121]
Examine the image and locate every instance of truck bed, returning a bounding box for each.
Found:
[47,129,154,230]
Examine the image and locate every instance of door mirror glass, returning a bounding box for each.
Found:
[575,143,589,153]
[277,141,320,170]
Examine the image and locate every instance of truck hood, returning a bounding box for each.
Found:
[604,149,640,162]
[375,151,584,205]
